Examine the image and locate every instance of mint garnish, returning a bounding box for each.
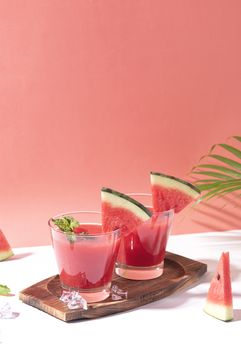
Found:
[52,216,80,232]
[0,284,11,295]
[52,216,89,243]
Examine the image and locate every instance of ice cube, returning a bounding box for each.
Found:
[111,293,123,301]
[59,290,88,310]
[0,302,12,319]
[110,284,128,300]
[59,290,72,303]
[0,302,19,319]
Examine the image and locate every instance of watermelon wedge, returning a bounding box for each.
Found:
[0,230,13,261]
[204,252,233,321]
[101,187,152,234]
[150,172,200,213]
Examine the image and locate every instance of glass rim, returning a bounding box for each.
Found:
[48,210,120,237]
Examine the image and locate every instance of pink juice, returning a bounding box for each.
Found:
[117,213,170,267]
[52,224,120,290]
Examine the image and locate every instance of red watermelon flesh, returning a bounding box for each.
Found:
[102,202,149,235]
[152,185,195,213]
[151,172,200,213]
[101,187,151,235]
[204,252,233,321]
[0,230,13,261]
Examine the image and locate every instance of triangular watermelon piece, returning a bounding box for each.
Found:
[150,172,200,213]
[204,252,233,321]
[0,230,13,261]
[101,187,152,234]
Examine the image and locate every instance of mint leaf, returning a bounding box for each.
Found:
[0,284,11,295]
[53,216,80,232]
[52,216,83,243]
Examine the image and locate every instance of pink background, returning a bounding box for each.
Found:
[0,0,241,247]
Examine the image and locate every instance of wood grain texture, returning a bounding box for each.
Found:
[19,252,207,322]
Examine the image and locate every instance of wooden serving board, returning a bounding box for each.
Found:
[19,252,207,322]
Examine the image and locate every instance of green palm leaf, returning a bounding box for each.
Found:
[191,136,241,201]
[209,143,241,159]
[197,179,241,191]
[200,185,241,201]
[192,164,241,178]
[233,136,241,142]
[192,171,233,179]
[205,155,241,171]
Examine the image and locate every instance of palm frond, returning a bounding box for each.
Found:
[192,164,241,178]
[191,136,241,202]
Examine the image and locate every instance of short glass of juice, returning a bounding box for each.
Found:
[116,193,174,280]
[48,211,121,303]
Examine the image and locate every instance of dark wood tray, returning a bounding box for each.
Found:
[19,251,207,322]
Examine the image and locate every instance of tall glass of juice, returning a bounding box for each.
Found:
[49,211,120,303]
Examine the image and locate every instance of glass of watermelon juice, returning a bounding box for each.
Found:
[116,193,174,280]
[49,211,121,303]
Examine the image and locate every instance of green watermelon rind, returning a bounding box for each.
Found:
[0,249,13,262]
[101,187,152,219]
[150,171,200,198]
[203,301,233,322]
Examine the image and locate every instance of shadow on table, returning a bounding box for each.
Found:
[143,289,241,314]
[142,260,241,318]
[233,309,241,322]
[8,252,33,261]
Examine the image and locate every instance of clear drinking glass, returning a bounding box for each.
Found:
[115,193,174,280]
[48,211,121,303]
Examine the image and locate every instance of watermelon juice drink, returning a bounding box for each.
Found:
[49,211,120,302]
[116,194,174,280]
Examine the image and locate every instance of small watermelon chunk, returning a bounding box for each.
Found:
[0,230,13,261]
[204,252,233,321]
[151,172,200,213]
[101,187,152,234]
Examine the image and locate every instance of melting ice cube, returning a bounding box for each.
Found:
[110,284,128,301]
[0,302,19,319]
[59,290,88,310]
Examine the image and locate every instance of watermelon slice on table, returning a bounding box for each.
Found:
[101,187,152,234]
[204,252,233,321]
[150,172,200,213]
[0,230,13,261]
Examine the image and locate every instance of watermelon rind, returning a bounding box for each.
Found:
[150,172,200,198]
[0,249,13,262]
[101,187,152,220]
[204,301,233,322]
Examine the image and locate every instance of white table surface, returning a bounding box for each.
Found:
[1,231,241,350]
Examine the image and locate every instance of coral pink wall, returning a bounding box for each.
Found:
[0,1,241,247]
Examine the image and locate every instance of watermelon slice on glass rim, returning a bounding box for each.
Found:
[150,172,200,213]
[101,187,152,235]
[204,252,233,321]
[0,230,13,261]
